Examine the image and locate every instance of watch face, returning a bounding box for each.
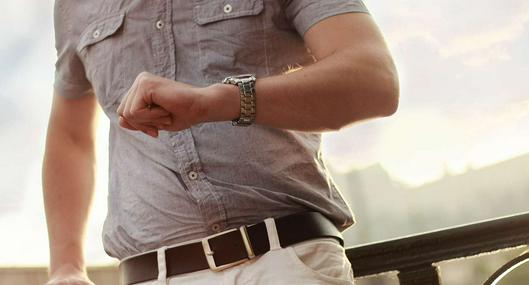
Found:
[223,74,256,85]
[232,74,256,80]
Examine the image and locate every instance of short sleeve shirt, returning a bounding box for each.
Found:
[53,0,369,259]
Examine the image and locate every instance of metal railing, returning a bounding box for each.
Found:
[345,212,529,284]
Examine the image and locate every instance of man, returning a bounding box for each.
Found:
[44,0,398,284]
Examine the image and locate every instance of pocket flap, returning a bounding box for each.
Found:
[193,0,264,25]
[77,13,125,52]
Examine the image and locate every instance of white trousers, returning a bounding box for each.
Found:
[134,218,355,285]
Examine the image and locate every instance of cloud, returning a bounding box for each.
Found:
[440,9,529,66]
[0,4,56,216]
[0,0,52,66]
[367,0,529,66]
[0,161,50,265]
[324,0,529,185]
[324,97,529,186]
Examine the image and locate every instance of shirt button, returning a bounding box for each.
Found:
[212,224,221,232]
[155,20,164,29]
[223,4,233,14]
[188,171,198,180]
[92,29,101,38]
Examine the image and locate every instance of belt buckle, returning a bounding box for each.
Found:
[201,225,256,272]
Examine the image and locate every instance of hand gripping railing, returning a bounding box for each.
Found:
[346,212,529,285]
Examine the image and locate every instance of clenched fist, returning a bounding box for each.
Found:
[117,72,239,137]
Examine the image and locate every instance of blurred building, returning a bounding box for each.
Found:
[332,153,529,246]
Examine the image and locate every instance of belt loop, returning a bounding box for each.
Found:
[264,217,281,250]
[157,246,168,285]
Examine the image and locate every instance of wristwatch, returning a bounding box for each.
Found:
[222,74,257,127]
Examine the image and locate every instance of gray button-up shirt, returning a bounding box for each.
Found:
[53,0,368,260]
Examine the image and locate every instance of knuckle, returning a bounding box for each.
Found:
[137,71,153,85]
[137,71,151,79]
[124,110,133,118]
[130,109,141,118]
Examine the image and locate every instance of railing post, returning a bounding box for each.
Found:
[398,265,441,285]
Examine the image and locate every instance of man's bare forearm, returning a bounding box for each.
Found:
[257,49,398,131]
[202,13,399,132]
[204,46,398,132]
[43,135,96,274]
[43,95,97,276]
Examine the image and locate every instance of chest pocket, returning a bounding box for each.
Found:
[193,0,267,83]
[77,13,126,115]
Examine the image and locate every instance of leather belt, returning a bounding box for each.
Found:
[119,212,343,285]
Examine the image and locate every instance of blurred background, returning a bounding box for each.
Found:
[0,0,528,284]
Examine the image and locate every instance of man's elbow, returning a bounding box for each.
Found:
[377,69,400,117]
[332,67,399,131]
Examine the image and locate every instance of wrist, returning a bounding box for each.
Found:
[47,264,93,285]
[47,245,89,281]
[49,246,86,276]
[49,262,87,277]
[201,83,240,123]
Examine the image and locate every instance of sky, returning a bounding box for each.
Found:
[0,0,528,265]
[323,0,529,184]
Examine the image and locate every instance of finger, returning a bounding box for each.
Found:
[120,116,159,138]
[119,116,138,131]
[142,125,159,138]
[117,94,126,116]
[128,80,164,129]
[148,118,173,131]
[134,113,172,127]
[125,116,171,135]
[131,83,155,116]
[122,79,155,133]
[127,118,156,137]
[128,106,171,123]
[122,73,146,119]
[155,115,173,126]
[117,78,139,116]
[157,124,173,131]
[123,88,136,120]
[122,106,170,131]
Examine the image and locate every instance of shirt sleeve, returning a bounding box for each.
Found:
[53,1,92,98]
[283,0,369,37]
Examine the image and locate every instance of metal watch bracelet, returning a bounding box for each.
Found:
[222,74,257,127]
